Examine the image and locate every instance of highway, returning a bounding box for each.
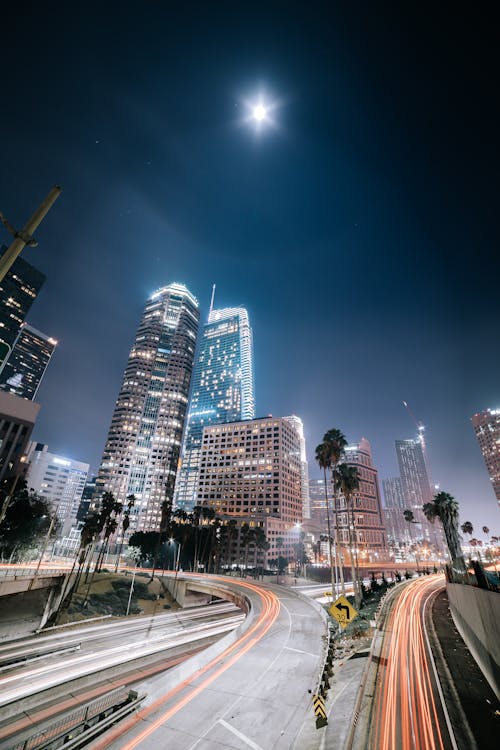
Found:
[0,602,244,711]
[84,576,326,750]
[369,575,456,750]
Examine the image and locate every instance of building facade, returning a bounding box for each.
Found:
[196,416,304,566]
[25,443,89,536]
[0,390,40,483]
[174,306,255,512]
[0,247,46,366]
[396,438,433,508]
[472,408,500,506]
[95,283,199,533]
[382,476,404,509]
[336,438,388,559]
[0,323,57,399]
[284,415,310,520]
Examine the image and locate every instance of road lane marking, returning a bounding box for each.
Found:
[218,719,264,749]
[285,646,317,657]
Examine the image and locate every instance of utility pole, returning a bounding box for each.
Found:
[0,186,61,283]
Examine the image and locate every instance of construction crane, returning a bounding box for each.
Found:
[402,401,427,455]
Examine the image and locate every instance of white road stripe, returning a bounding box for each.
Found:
[285,646,317,657]
[218,719,264,750]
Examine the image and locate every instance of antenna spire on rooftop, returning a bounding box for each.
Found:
[208,283,216,320]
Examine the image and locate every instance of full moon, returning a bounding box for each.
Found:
[252,104,268,122]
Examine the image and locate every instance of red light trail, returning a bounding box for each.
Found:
[371,575,455,750]
[90,578,280,750]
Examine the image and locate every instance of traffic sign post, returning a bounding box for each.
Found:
[313,693,327,728]
[329,594,358,630]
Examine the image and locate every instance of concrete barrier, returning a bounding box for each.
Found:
[447,583,500,699]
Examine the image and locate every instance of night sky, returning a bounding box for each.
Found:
[1,2,498,532]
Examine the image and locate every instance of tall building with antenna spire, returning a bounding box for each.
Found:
[174,301,255,511]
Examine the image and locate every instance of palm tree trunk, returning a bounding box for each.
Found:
[332,464,345,596]
[346,498,358,606]
[323,468,337,597]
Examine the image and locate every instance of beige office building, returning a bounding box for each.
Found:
[197,416,305,566]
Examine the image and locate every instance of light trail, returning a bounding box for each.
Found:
[90,578,281,750]
[371,575,450,750]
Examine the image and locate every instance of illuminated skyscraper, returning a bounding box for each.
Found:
[25,442,89,536]
[0,323,57,400]
[382,476,404,509]
[284,415,310,519]
[174,306,255,511]
[472,408,500,507]
[337,438,388,557]
[196,416,302,565]
[0,246,45,366]
[395,438,433,508]
[95,283,199,533]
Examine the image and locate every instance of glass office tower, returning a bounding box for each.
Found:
[95,283,199,533]
[0,323,57,399]
[174,306,255,511]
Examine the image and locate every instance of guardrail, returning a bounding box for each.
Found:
[4,686,144,750]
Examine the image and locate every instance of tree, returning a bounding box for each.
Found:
[322,428,348,595]
[114,495,135,573]
[423,491,463,564]
[336,463,361,606]
[403,509,420,567]
[240,523,256,575]
[461,521,473,539]
[469,538,482,560]
[0,481,54,562]
[315,441,337,597]
[128,530,161,562]
[482,526,490,538]
[95,492,123,572]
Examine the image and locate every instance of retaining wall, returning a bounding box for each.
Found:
[447,583,500,699]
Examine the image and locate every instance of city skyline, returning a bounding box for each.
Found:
[0,4,498,533]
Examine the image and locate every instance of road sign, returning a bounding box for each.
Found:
[313,693,327,719]
[329,595,358,629]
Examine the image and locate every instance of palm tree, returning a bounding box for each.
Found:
[469,538,482,560]
[240,523,256,575]
[423,491,463,565]
[315,442,336,596]
[322,429,348,596]
[114,495,135,573]
[461,521,473,540]
[95,492,123,572]
[336,463,361,606]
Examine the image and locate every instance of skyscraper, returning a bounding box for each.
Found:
[196,416,303,565]
[95,283,199,533]
[395,438,433,508]
[25,443,89,536]
[382,476,405,509]
[174,306,255,511]
[284,415,310,519]
[0,323,57,399]
[0,246,46,366]
[337,438,388,558]
[472,408,500,506]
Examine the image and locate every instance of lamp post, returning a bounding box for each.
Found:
[169,537,182,600]
[29,513,56,590]
[0,186,61,283]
